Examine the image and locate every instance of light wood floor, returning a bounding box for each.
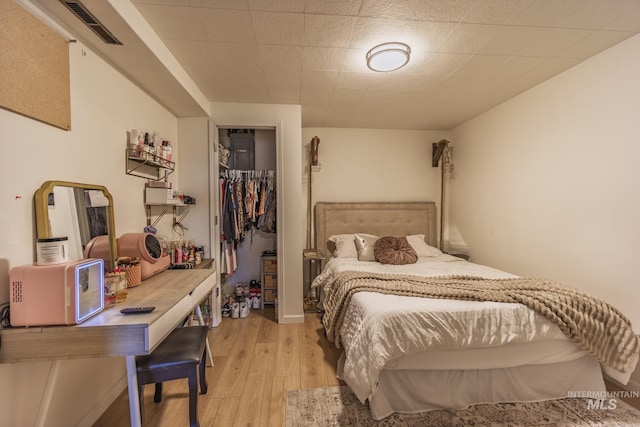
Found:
[92,309,343,427]
[94,309,640,426]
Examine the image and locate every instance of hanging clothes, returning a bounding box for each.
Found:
[220,176,235,244]
[220,169,276,250]
[257,173,276,233]
[219,175,235,276]
[219,169,276,277]
[235,179,245,241]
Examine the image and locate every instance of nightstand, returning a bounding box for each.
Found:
[303,249,325,312]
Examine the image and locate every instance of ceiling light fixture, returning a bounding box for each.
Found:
[366,42,411,72]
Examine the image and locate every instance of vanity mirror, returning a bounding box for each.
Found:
[34,181,118,272]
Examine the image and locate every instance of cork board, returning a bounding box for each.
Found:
[0,0,71,130]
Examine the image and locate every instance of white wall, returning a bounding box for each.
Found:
[0,37,183,427]
[450,35,640,386]
[301,128,449,247]
[175,117,211,257]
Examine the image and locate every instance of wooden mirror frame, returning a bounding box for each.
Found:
[34,180,118,271]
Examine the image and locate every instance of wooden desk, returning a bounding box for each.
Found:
[195,257,214,269]
[0,268,217,427]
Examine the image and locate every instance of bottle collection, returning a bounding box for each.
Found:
[128,129,173,166]
[168,240,204,267]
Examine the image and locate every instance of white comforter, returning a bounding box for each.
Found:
[314,256,580,403]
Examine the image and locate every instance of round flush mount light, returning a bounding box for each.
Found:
[366,42,411,72]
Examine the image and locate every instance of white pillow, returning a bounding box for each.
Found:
[406,234,442,257]
[328,233,441,258]
[328,234,358,258]
[354,233,378,261]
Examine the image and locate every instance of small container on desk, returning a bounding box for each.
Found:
[104,273,121,307]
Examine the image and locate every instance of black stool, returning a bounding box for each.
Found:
[135,326,209,427]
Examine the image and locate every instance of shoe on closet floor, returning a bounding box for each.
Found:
[242,283,251,298]
[251,296,261,310]
[231,302,239,319]
[239,302,249,318]
[235,284,244,298]
[222,303,231,317]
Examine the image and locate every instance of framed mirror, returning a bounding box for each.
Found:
[34,181,118,272]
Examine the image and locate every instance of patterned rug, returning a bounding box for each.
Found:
[286,386,640,426]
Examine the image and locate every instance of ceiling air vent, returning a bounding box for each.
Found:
[59,1,122,45]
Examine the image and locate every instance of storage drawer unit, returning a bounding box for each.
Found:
[264,288,277,303]
[262,258,277,273]
[261,255,277,308]
[264,275,277,287]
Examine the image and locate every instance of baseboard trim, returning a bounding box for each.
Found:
[279,313,305,324]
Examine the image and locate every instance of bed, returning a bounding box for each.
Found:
[312,201,639,420]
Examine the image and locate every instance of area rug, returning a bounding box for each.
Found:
[286,386,640,426]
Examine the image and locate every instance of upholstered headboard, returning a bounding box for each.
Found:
[314,202,437,258]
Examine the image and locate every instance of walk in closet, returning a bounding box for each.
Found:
[218,128,277,315]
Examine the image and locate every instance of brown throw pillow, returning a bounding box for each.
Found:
[374,236,418,265]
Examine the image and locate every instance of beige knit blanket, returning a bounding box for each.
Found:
[321,271,640,374]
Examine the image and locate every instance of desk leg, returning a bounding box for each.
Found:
[126,355,142,427]
[35,360,61,427]
[195,305,214,367]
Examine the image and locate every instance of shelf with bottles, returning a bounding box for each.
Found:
[168,240,198,267]
[126,148,175,180]
[143,189,196,207]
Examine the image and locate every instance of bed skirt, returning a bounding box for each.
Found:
[338,354,606,421]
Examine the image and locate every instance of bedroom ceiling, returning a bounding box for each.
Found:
[33,0,640,130]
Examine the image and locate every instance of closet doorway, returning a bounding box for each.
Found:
[217,127,278,316]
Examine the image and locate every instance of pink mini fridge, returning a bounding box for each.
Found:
[10,258,104,326]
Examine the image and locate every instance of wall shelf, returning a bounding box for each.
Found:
[145,203,193,228]
[126,148,175,181]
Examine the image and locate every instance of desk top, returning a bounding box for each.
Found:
[0,268,216,363]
